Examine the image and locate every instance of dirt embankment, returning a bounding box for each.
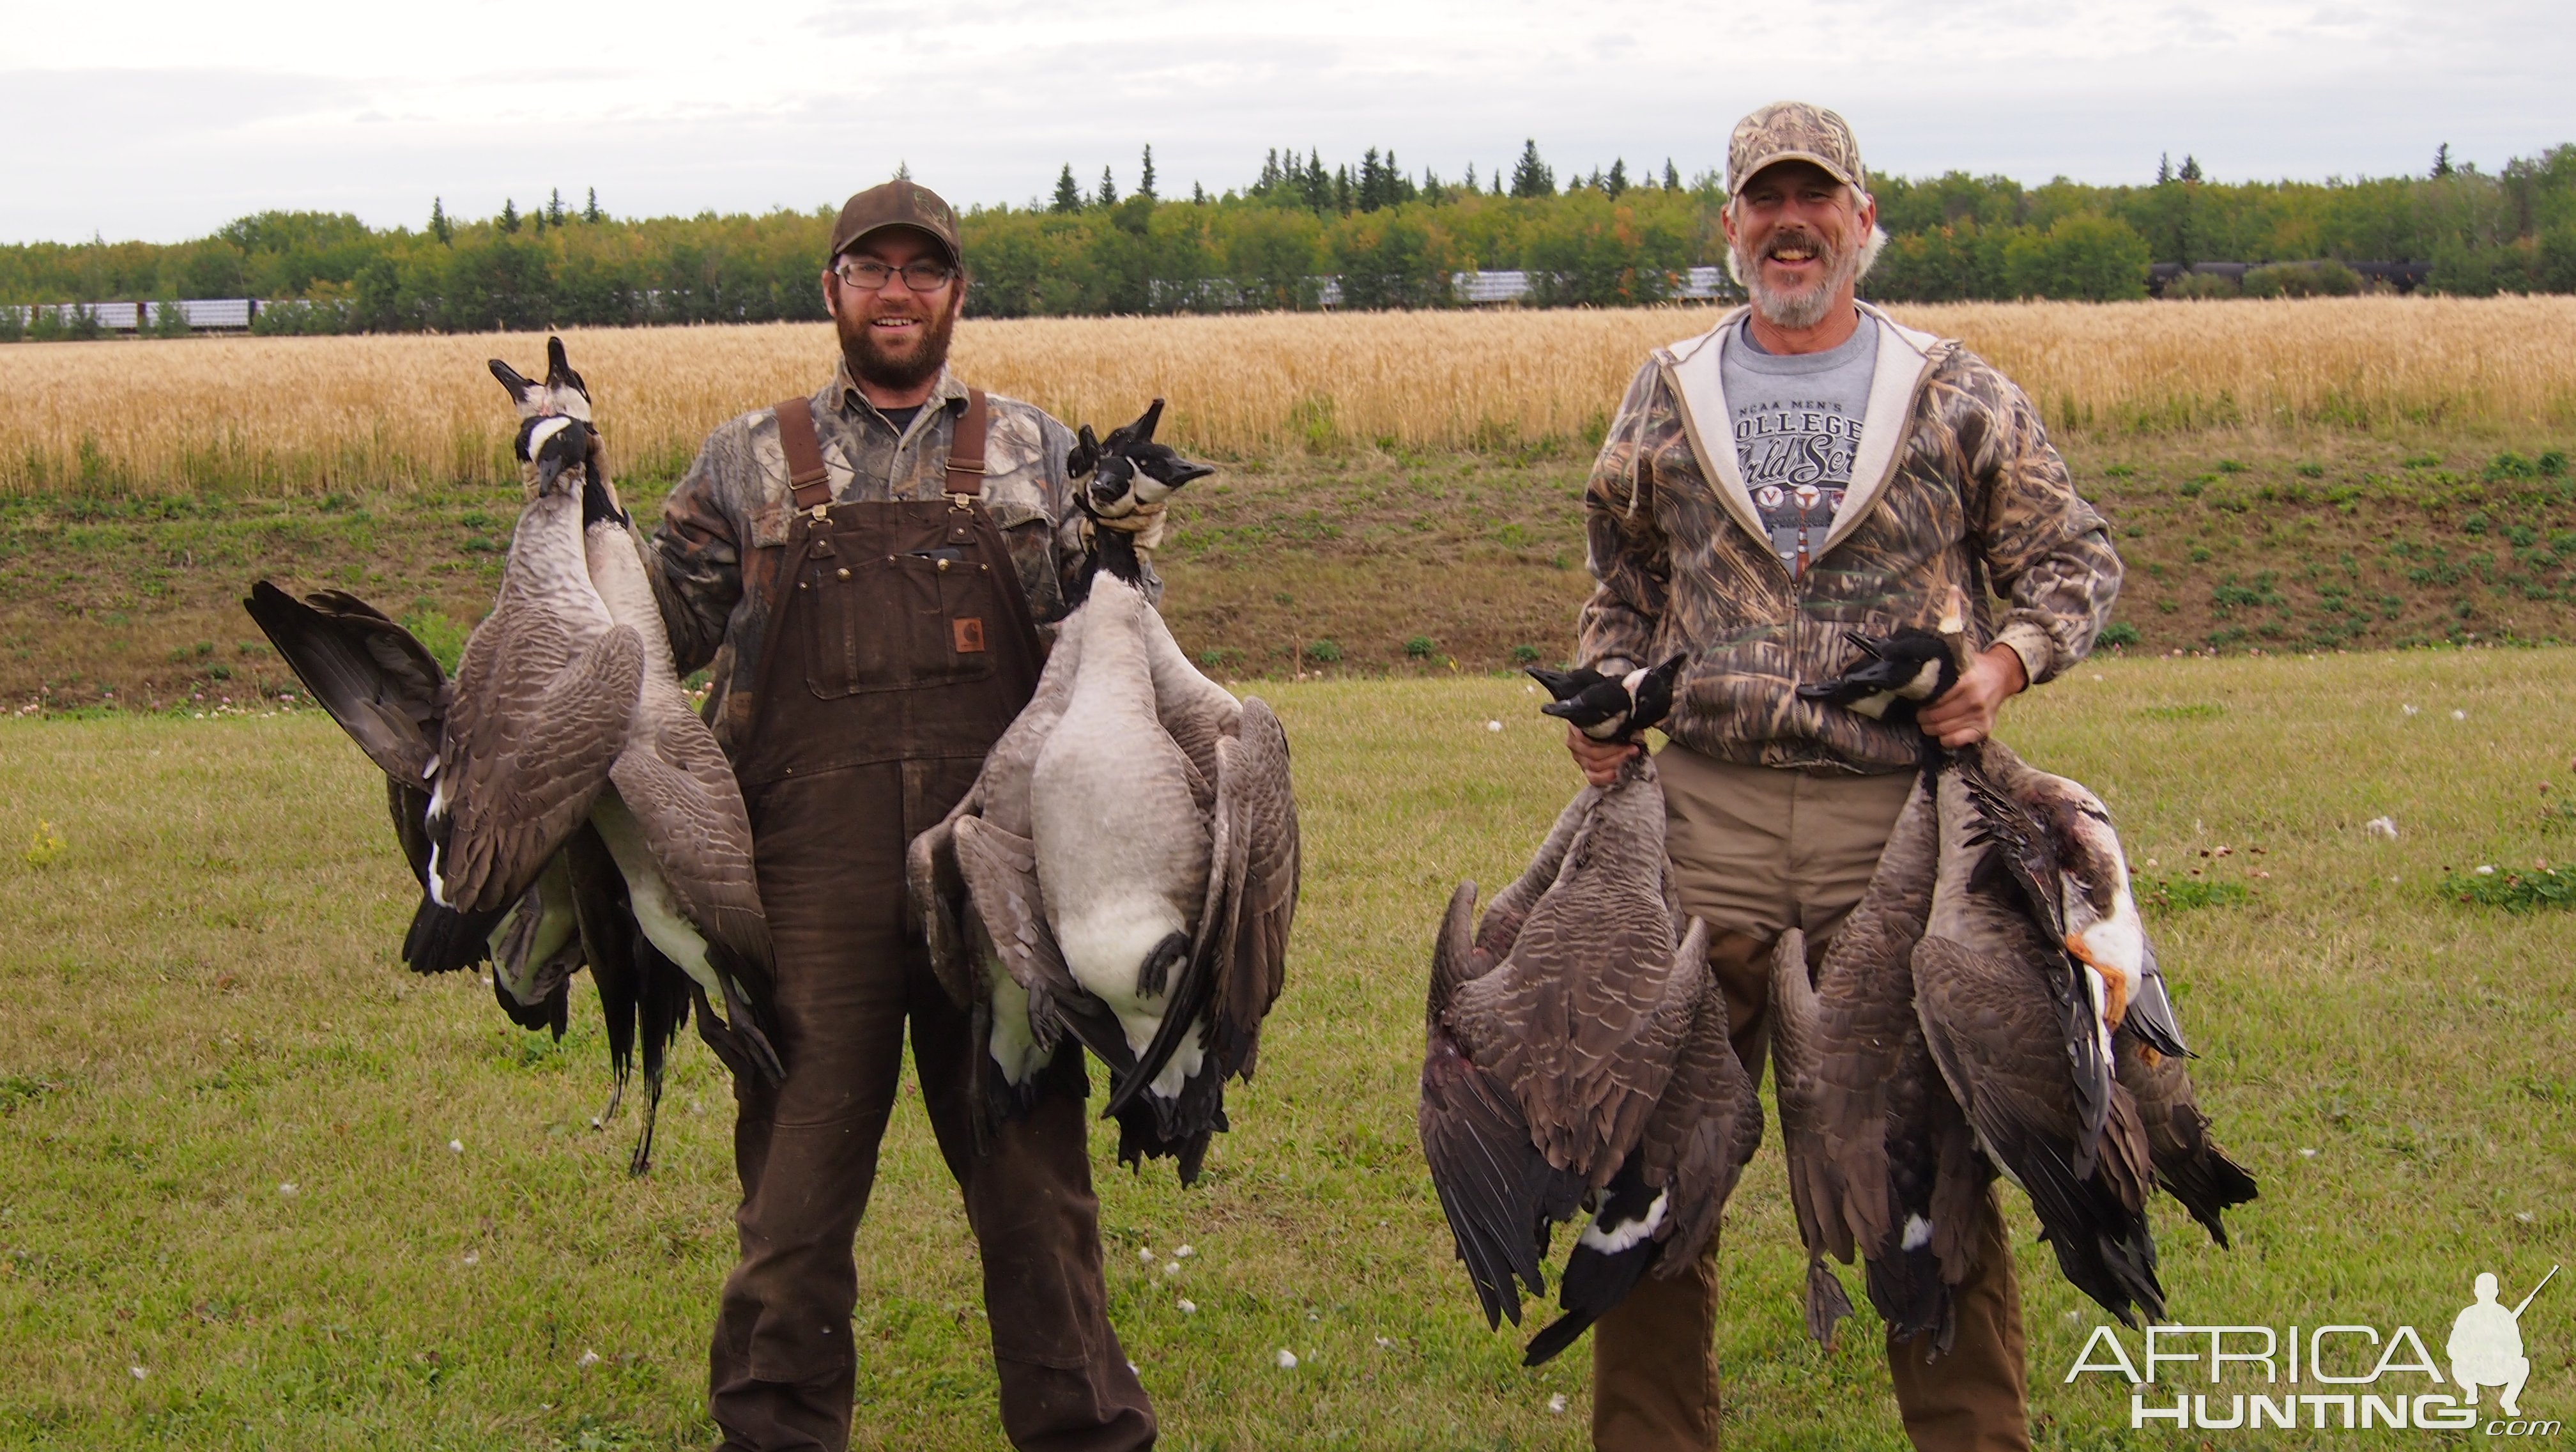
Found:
[3,433,2570,707]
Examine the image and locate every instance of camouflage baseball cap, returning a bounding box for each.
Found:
[1727,102,1867,197]
[828,179,962,265]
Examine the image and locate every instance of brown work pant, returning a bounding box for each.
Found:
[1590,746,2029,1452]
[710,759,1156,1452]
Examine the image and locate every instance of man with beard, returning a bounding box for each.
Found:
[1563,104,2122,1451]
[631,180,1159,1451]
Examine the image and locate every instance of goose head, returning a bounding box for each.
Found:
[1066,398,1215,590]
[2020,771,2147,1031]
[1797,628,1958,725]
[1532,654,1687,743]
[489,335,594,423]
[490,337,610,509]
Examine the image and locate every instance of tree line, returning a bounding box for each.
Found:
[2,141,2572,336]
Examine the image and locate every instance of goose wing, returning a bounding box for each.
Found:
[1637,920,1759,1274]
[1108,694,1299,1117]
[1419,882,1580,1328]
[243,581,447,787]
[907,788,985,1013]
[1767,927,1855,1343]
[1912,931,2163,1327]
[2115,1028,2258,1246]
[1473,785,1598,963]
[951,815,1133,1073]
[436,614,642,913]
[605,691,772,1003]
[1939,761,2115,1173]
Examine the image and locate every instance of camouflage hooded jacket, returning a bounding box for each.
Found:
[634,362,1092,759]
[1578,302,2122,773]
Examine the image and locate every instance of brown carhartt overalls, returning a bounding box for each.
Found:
[708,392,1156,1452]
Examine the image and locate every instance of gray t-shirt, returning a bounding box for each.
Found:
[1721,314,1879,576]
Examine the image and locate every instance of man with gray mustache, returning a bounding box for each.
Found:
[1565,102,2124,1449]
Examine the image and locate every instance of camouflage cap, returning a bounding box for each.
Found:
[828,179,962,265]
[1727,102,1867,197]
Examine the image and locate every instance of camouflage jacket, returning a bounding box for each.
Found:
[1578,302,2122,773]
[635,362,1091,759]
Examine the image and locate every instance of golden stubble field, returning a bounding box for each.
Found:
[3,296,2574,495]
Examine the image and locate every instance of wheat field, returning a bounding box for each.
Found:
[2,296,2572,495]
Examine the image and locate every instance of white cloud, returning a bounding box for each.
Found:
[0,0,2567,242]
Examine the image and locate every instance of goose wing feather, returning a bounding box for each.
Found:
[243,581,446,787]
[1637,920,1759,1275]
[1108,695,1299,1115]
[951,815,1133,1073]
[1471,785,1598,963]
[438,622,643,912]
[606,696,771,976]
[1419,883,1578,1327]
[1912,931,2164,1326]
[1809,778,1940,1258]
[2116,1030,2258,1245]
[907,787,983,1013]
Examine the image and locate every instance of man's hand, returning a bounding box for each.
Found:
[1918,643,2028,748]
[1566,724,1639,787]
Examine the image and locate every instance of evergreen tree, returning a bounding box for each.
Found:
[2179,155,2204,183]
[2156,152,2172,185]
[1140,145,1158,200]
[1301,150,1330,212]
[547,188,566,225]
[1508,139,1553,198]
[1606,158,1629,197]
[1052,164,1084,213]
[1464,162,1478,192]
[1358,148,1384,211]
[1098,167,1118,208]
[1333,164,1353,213]
[895,160,913,181]
[430,197,452,245]
[583,187,602,223]
[1255,148,1282,195]
[500,198,520,233]
[1192,180,1207,205]
[1664,158,1680,190]
[2432,143,2453,178]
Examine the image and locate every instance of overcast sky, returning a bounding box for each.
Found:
[3,0,2569,245]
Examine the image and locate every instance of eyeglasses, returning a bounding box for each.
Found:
[833,257,956,293]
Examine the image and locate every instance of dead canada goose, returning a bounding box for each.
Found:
[577,442,781,1083]
[1419,661,1759,1366]
[243,578,698,1171]
[1770,778,1990,1356]
[1807,635,2123,1175]
[909,402,1297,1181]
[1984,757,2257,1244]
[1913,755,2165,1327]
[425,338,640,946]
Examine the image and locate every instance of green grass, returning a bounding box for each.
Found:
[1,653,2572,1448]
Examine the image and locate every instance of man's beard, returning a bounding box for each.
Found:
[1736,225,1864,332]
[838,300,958,392]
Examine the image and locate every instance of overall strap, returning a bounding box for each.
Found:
[945,387,990,499]
[776,398,832,513]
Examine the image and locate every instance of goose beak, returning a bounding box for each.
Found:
[2062,932,2132,1030]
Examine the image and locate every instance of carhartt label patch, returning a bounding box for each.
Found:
[953,617,986,653]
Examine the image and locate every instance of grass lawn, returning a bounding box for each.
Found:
[1,652,2570,1449]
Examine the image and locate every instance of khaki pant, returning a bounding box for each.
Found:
[1589,745,2029,1452]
